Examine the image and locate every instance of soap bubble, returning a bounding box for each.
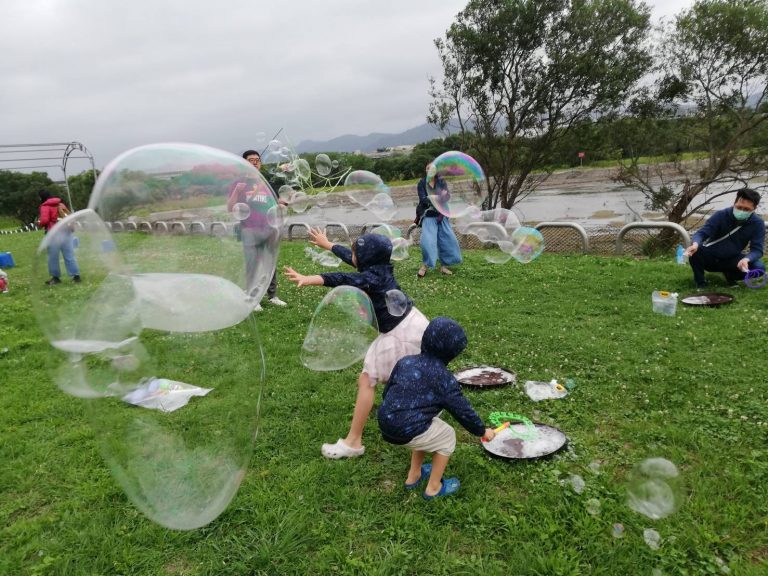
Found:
[626,458,682,520]
[304,246,342,267]
[426,151,487,218]
[505,227,544,263]
[301,286,379,371]
[288,190,310,213]
[294,158,311,181]
[644,528,661,550]
[344,170,392,217]
[32,143,275,529]
[331,160,340,169]
[87,313,264,530]
[314,191,329,207]
[385,289,409,317]
[370,224,411,261]
[612,523,625,539]
[585,498,601,516]
[88,142,281,303]
[232,202,251,221]
[315,153,333,176]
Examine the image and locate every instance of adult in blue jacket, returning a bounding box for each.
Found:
[684,188,765,288]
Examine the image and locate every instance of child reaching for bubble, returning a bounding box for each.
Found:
[377,317,495,498]
[284,228,429,459]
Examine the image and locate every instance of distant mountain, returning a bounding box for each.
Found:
[296,122,457,153]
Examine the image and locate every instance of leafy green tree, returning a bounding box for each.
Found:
[0,171,62,225]
[616,0,768,227]
[66,169,99,210]
[429,0,652,209]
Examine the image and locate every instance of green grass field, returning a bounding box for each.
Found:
[1,230,767,575]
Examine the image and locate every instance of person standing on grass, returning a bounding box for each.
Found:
[228,149,288,311]
[284,230,429,459]
[415,162,463,278]
[378,317,495,499]
[684,188,765,288]
[37,189,80,286]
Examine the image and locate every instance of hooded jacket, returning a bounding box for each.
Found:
[377,317,486,444]
[38,197,64,232]
[320,234,414,333]
[691,207,765,262]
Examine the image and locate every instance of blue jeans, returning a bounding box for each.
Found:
[47,230,80,278]
[420,217,462,269]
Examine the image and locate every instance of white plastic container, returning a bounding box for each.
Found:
[652,291,678,316]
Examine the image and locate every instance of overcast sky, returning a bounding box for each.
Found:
[0,0,694,172]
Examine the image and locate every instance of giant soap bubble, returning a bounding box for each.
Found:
[32,143,275,530]
[426,151,487,218]
[301,286,379,371]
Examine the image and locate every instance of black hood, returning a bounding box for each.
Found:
[353,233,392,270]
[420,317,467,363]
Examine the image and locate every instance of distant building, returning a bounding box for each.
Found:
[364,145,416,159]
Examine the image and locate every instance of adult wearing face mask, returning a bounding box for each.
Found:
[684,188,765,288]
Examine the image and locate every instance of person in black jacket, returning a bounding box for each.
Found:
[378,317,494,499]
[684,188,765,288]
[415,163,463,277]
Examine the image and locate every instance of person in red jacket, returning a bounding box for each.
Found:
[37,190,80,285]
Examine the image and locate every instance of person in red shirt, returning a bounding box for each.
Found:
[37,190,80,285]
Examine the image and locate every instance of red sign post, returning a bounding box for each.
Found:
[578,151,585,167]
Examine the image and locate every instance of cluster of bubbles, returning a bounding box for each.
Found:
[33,143,278,530]
[261,136,414,267]
[455,207,544,265]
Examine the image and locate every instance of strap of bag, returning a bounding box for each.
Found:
[702,225,742,248]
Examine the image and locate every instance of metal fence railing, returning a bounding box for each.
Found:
[98,219,696,257]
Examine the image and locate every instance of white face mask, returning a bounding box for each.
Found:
[733,208,753,221]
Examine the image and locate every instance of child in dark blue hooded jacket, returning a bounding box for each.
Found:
[378,317,494,499]
[285,229,429,460]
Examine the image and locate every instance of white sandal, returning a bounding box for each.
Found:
[321,439,365,459]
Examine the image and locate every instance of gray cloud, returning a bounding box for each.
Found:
[0,0,692,171]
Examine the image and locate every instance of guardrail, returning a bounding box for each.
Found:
[615,222,690,255]
[535,222,590,253]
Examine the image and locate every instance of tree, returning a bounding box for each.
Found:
[0,170,62,225]
[616,0,768,230]
[429,0,652,209]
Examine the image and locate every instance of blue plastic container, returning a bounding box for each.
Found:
[0,252,15,268]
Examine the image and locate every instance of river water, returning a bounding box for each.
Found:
[284,176,766,229]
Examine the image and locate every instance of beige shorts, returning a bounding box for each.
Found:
[363,307,429,385]
[405,417,456,456]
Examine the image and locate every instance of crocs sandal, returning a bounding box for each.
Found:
[417,266,427,278]
[405,464,432,490]
[320,439,365,459]
[440,267,453,276]
[423,477,460,500]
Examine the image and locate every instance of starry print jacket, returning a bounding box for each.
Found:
[377,317,486,444]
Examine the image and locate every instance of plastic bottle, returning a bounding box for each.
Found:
[676,244,686,265]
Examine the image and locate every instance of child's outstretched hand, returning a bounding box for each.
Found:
[309,227,333,251]
[283,266,307,286]
[482,428,496,442]
[283,266,323,287]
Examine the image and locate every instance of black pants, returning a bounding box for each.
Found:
[689,248,765,285]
